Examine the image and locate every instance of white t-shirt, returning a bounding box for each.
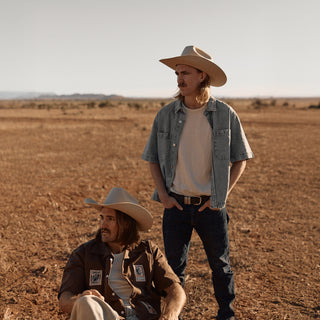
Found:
[109,251,132,306]
[171,104,212,196]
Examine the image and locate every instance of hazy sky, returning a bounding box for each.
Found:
[1,0,319,97]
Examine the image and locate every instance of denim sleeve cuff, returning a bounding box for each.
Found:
[141,153,159,163]
[230,151,254,163]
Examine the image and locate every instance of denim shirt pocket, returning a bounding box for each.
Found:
[213,129,230,160]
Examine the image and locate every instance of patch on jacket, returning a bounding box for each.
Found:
[133,265,146,282]
[89,270,102,286]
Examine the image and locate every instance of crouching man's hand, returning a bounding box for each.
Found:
[59,289,104,314]
[75,289,105,301]
[160,283,186,320]
[159,313,180,320]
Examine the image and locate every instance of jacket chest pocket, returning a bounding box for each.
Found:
[214,129,230,160]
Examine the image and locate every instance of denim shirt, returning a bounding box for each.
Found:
[141,97,254,208]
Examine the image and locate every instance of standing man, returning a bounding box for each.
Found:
[58,187,186,320]
[142,46,254,320]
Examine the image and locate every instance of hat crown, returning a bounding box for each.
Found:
[84,188,153,231]
[181,45,212,61]
[103,187,138,206]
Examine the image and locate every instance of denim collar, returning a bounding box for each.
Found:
[174,96,216,113]
[174,100,184,113]
[206,97,217,111]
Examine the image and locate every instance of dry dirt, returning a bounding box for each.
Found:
[0,99,319,319]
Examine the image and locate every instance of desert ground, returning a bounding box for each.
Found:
[0,98,319,320]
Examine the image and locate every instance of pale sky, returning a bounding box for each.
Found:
[1,0,319,98]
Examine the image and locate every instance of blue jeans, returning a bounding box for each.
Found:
[163,204,235,318]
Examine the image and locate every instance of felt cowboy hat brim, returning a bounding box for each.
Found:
[160,45,227,87]
[84,188,153,231]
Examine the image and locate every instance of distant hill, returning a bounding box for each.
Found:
[38,93,124,100]
[0,91,124,100]
[0,91,55,99]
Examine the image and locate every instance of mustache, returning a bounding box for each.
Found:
[101,228,110,233]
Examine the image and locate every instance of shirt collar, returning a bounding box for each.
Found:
[174,97,217,113]
[206,97,217,112]
[174,100,184,113]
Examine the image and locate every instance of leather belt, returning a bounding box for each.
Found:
[170,192,210,206]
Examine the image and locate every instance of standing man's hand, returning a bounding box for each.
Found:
[149,162,183,211]
[198,199,221,212]
[160,193,183,211]
[198,160,247,213]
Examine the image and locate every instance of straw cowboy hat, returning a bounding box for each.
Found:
[84,187,153,231]
[160,45,227,87]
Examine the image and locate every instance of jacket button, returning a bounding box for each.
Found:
[112,293,115,296]
[121,311,125,315]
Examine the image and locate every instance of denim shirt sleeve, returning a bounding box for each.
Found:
[229,109,254,163]
[142,100,182,168]
[141,110,164,201]
[209,101,254,208]
[141,112,160,164]
[141,101,183,202]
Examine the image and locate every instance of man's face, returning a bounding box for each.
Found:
[100,208,119,244]
[175,64,206,98]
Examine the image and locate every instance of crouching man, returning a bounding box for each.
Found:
[58,187,186,320]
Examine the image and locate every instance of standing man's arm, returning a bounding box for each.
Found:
[227,160,247,197]
[149,162,182,210]
[159,283,186,320]
[198,160,247,212]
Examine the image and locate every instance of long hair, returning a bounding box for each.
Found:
[96,210,140,247]
[175,72,211,106]
[115,210,140,246]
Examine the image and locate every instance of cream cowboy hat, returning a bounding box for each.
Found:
[84,187,153,231]
[160,45,227,87]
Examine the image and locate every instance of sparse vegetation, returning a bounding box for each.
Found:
[98,100,114,108]
[0,97,318,112]
[86,102,96,109]
[128,102,143,110]
[308,101,320,109]
[270,99,276,106]
[160,101,166,107]
[251,98,277,109]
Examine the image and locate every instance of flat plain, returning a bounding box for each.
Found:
[0,98,319,319]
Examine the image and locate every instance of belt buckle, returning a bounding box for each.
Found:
[184,196,202,205]
[193,196,202,205]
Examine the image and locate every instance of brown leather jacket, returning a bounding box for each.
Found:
[58,237,180,319]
